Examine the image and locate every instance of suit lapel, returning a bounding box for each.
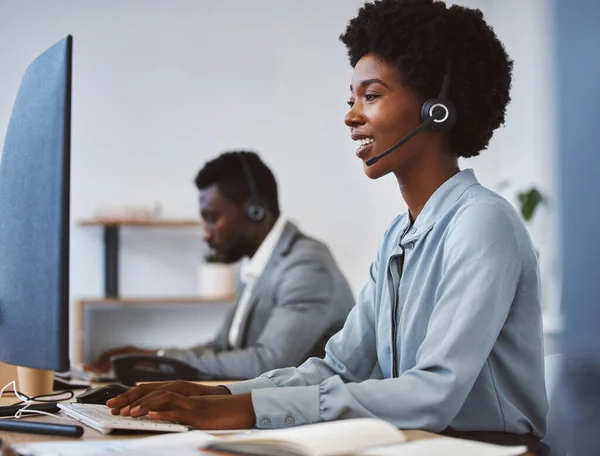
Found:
[233,222,302,345]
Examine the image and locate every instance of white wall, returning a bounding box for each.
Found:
[0,0,559,361]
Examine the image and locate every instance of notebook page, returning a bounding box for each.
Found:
[360,437,527,456]
[210,418,406,456]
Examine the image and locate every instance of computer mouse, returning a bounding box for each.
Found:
[76,383,130,405]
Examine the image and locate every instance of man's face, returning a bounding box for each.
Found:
[199,184,248,264]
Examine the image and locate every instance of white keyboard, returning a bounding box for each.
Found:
[58,403,189,434]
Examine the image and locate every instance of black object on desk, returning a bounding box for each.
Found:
[53,378,90,390]
[0,419,84,438]
[0,403,59,417]
[76,383,130,404]
[111,353,206,386]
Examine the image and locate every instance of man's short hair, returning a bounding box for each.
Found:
[194,150,280,218]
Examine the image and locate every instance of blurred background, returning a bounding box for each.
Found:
[0,0,560,362]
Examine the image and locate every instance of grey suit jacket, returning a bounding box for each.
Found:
[161,222,355,379]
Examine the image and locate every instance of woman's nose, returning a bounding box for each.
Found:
[344,103,365,128]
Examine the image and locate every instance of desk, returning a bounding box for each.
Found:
[0,395,431,454]
[0,393,533,455]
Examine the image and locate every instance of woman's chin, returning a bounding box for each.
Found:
[362,160,390,180]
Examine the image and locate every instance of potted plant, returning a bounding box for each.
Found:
[197,252,236,299]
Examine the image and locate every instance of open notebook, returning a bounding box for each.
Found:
[205,418,406,456]
[203,418,527,456]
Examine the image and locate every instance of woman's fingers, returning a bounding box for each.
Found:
[111,394,256,431]
[107,381,212,412]
[107,383,162,409]
[127,391,194,417]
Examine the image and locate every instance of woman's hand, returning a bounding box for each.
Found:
[114,389,256,430]
[107,380,231,415]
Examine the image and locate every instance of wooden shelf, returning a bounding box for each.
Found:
[73,295,235,363]
[78,218,202,227]
[76,296,234,305]
[74,217,216,364]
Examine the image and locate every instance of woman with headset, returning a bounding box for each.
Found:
[107,0,548,452]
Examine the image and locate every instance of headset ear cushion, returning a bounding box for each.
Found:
[247,204,266,223]
[421,98,457,132]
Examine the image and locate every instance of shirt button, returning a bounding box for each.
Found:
[410,227,417,234]
[285,417,295,426]
[261,419,271,427]
[407,242,414,249]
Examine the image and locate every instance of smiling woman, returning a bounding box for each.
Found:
[345,53,454,181]
[106,1,548,454]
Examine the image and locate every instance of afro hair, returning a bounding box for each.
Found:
[339,0,513,158]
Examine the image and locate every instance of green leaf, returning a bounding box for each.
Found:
[517,188,544,222]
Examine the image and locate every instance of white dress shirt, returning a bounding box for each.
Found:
[227,215,288,348]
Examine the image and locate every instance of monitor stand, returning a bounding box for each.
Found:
[0,362,17,390]
[16,367,54,397]
[1,363,53,397]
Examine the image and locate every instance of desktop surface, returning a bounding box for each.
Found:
[0,390,534,456]
[0,390,148,447]
[0,388,430,442]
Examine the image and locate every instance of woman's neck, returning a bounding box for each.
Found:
[395,154,460,222]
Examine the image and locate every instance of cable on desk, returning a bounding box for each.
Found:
[1,381,74,421]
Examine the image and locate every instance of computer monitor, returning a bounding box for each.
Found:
[0,36,72,373]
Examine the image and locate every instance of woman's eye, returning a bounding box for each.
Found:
[347,100,355,107]
[365,94,380,101]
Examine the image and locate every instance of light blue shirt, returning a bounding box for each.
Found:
[228,169,548,437]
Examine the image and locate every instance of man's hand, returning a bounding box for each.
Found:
[83,346,158,373]
[107,380,231,415]
[109,383,254,430]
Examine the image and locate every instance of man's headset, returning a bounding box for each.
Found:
[237,153,266,223]
[366,59,457,166]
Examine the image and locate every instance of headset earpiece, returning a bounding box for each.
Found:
[247,203,265,223]
[420,98,457,132]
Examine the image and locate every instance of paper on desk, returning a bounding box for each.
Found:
[360,437,527,456]
[11,430,216,456]
[88,445,217,456]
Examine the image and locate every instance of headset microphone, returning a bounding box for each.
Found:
[366,60,457,167]
[366,116,437,166]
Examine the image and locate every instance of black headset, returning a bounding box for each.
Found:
[420,59,456,132]
[237,153,266,223]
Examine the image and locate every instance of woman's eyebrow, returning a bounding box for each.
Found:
[350,78,389,91]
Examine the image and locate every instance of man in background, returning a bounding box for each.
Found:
[85,150,355,380]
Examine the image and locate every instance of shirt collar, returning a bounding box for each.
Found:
[403,169,480,239]
[240,215,288,284]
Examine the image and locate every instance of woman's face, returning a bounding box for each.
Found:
[345,53,427,180]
